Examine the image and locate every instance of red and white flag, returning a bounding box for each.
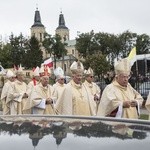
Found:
[44,57,53,68]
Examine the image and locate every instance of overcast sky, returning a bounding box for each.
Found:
[1,0,150,41]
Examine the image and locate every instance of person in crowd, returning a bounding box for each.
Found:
[145,91,150,115]
[6,65,29,114]
[103,71,114,85]
[83,67,101,114]
[0,64,6,88]
[26,66,40,96]
[0,70,16,115]
[53,67,66,114]
[97,58,143,119]
[29,65,55,114]
[55,61,97,116]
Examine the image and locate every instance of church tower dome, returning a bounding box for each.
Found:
[55,11,69,42]
[31,7,46,42]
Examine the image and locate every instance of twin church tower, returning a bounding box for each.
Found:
[31,7,69,43]
[30,7,78,62]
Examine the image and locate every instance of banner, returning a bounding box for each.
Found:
[127,47,136,66]
[44,57,53,68]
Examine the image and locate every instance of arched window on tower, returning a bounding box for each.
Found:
[40,33,42,42]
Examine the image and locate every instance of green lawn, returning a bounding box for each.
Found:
[139,114,149,120]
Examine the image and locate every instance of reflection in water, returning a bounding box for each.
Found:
[29,131,43,147]
[0,118,149,149]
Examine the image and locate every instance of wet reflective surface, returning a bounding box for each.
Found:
[0,115,150,150]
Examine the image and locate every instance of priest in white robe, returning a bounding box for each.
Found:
[97,58,143,119]
[29,65,55,114]
[0,70,16,115]
[83,67,101,114]
[6,65,29,115]
[55,61,97,116]
[53,67,66,114]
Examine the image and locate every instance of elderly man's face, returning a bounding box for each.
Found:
[116,73,130,87]
[57,78,65,85]
[34,76,40,81]
[86,74,94,83]
[17,74,25,82]
[41,76,49,87]
[9,76,16,82]
[73,72,83,84]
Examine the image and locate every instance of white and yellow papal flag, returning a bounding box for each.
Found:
[127,47,136,66]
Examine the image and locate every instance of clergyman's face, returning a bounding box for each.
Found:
[86,74,94,83]
[9,76,16,82]
[57,78,65,85]
[73,72,83,84]
[34,76,40,81]
[41,76,49,87]
[17,74,25,82]
[116,73,130,87]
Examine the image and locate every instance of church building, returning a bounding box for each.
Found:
[30,7,78,75]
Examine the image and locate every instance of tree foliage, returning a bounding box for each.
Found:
[24,36,43,69]
[83,54,111,79]
[0,43,12,68]
[76,30,95,58]
[136,34,150,54]
[118,30,137,57]
[9,33,28,66]
[1,30,150,74]
[42,33,67,68]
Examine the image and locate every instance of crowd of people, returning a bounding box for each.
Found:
[0,57,150,119]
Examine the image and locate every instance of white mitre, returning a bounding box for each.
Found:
[39,65,51,77]
[6,70,16,78]
[84,67,94,76]
[70,61,84,71]
[114,58,131,75]
[54,67,65,79]
[15,64,24,75]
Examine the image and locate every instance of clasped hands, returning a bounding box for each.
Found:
[22,93,28,98]
[123,100,137,108]
[94,94,100,103]
[46,98,53,104]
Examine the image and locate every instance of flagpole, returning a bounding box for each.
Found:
[135,59,138,77]
[135,58,139,89]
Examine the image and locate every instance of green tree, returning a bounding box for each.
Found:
[76,30,95,58]
[94,32,113,55]
[0,43,12,68]
[118,30,137,57]
[42,33,54,56]
[9,33,27,66]
[136,34,150,54]
[83,54,111,80]
[106,34,122,65]
[24,36,43,68]
[43,33,67,68]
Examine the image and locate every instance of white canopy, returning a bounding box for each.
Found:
[136,54,150,60]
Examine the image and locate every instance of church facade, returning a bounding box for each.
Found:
[30,8,79,75]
